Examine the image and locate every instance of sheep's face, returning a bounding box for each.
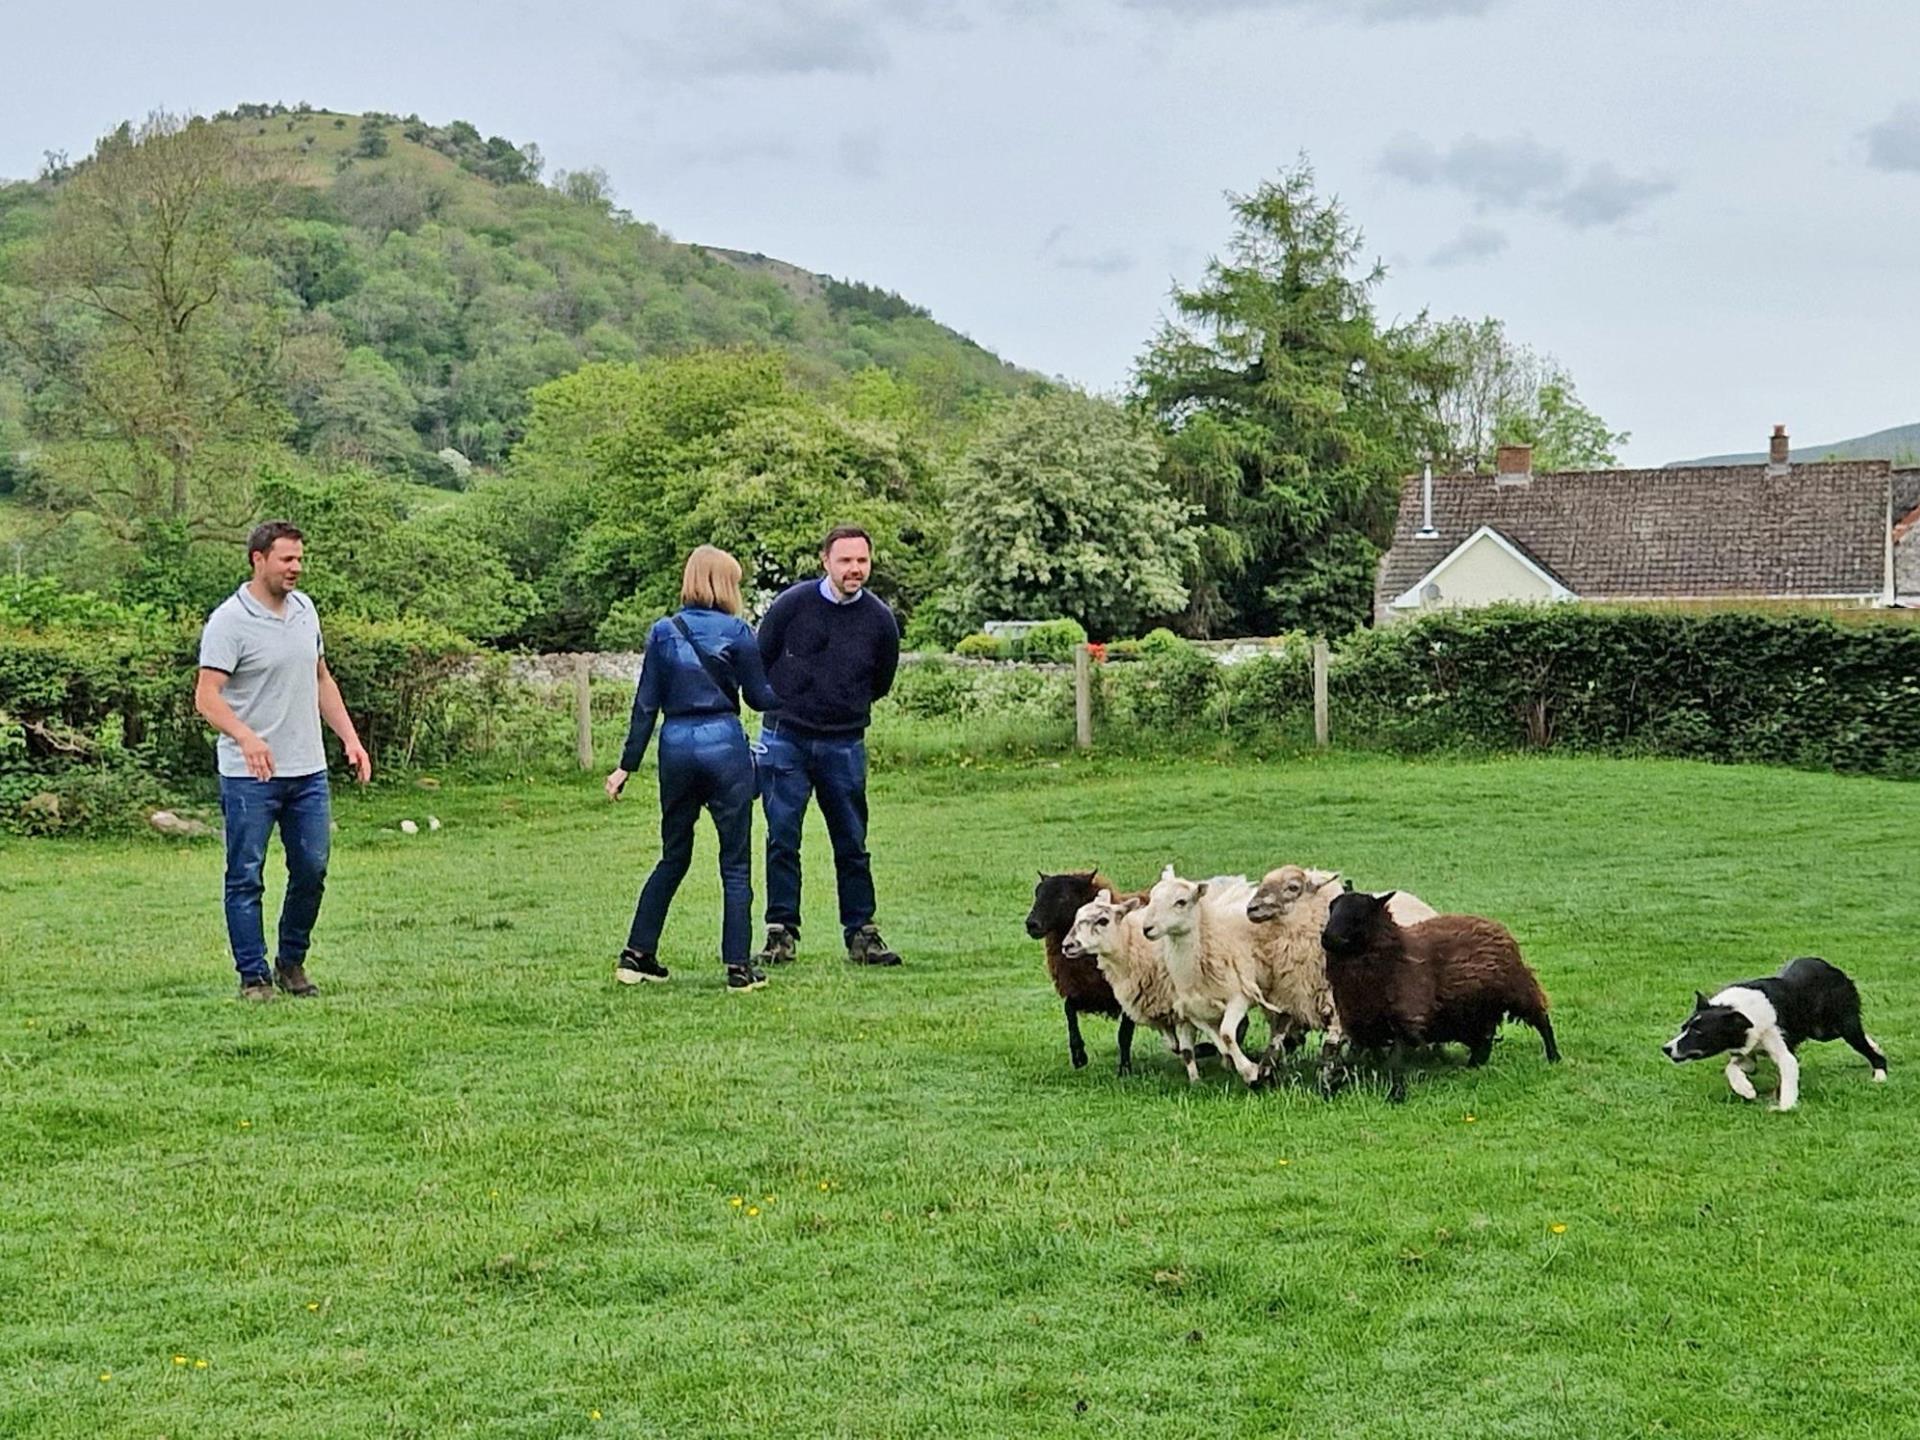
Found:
[1062,891,1140,960]
[1140,873,1207,942]
[1247,865,1339,924]
[1662,995,1750,1063]
[1028,870,1100,940]
[1320,889,1395,959]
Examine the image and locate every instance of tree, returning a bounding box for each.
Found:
[1412,316,1628,472]
[0,112,288,539]
[1133,161,1444,637]
[946,389,1195,639]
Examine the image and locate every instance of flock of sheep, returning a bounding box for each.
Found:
[1025,864,1558,1100]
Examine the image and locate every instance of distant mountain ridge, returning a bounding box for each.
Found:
[1673,422,1920,467]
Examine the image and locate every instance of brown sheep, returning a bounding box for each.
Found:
[1318,890,1560,1102]
[1026,871,1141,1073]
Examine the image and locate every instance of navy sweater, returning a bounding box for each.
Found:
[756,581,901,739]
[619,608,780,771]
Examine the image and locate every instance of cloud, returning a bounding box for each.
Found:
[663,135,799,168]
[1427,223,1508,267]
[1040,225,1136,275]
[1378,132,1569,208]
[836,129,886,180]
[1546,163,1676,228]
[642,2,891,79]
[1380,132,1673,232]
[1119,0,1497,23]
[1865,102,1920,174]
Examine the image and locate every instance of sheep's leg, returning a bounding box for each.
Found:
[1385,1040,1410,1104]
[1174,1022,1202,1084]
[1065,999,1089,1070]
[1116,1015,1137,1077]
[1216,996,1265,1086]
[1466,1030,1495,1068]
[1724,1054,1759,1101]
[1255,1006,1291,1068]
[1532,1014,1561,1064]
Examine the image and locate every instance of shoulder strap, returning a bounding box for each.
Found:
[670,614,739,710]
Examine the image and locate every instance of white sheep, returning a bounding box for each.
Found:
[1137,866,1273,1087]
[1061,889,1206,1082]
[1244,866,1440,1061]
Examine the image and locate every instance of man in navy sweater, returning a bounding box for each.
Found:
[753,526,904,967]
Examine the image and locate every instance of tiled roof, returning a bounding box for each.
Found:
[1377,461,1891,610]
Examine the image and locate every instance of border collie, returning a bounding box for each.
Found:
[1662,956,1887,1111]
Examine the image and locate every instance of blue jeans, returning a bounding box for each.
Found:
[219,771,332,983]
[760,724,875,943]
[627,715,757,968]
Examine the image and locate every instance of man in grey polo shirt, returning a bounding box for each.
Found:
[195,521,371,1000]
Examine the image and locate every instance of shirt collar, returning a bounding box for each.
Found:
[235,584,303,621]
[817,577,864,605]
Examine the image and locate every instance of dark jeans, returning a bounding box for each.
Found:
[219,770,332,983]
[760,723,875,943]
[627,715,756,968]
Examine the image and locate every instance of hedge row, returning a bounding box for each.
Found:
[6,603,1916,831]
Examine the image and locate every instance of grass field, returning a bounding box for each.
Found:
[4,754,1918,1437]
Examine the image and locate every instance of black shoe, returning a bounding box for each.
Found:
[846,924,902,967]
[726,964,769,991]
[273,960,319,997]
[754,924,797,966]
[616,950,670,985]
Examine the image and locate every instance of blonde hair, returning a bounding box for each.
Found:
[681,545,744,615]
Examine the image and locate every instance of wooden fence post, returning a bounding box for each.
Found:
[1312,637,1330,749]
[575,653,594,770]
[1074,644,1093,750]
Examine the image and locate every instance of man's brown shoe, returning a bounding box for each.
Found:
[239,978,276,1002]
[274,962,320,997]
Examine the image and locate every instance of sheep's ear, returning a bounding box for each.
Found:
[1116,895,1145,916]
[1374,890,1397,908]
[1694,991,1709,1011]
[1161,862,1177,881]
[1194,881,1209,899]
[1316,871,1343,892]
[1095,889,1113,905]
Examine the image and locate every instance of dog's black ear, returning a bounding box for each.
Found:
[1693,991,1709,1011]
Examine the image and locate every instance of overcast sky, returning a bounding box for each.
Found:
[5,0,1918,465]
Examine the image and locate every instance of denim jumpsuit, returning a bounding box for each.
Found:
[619,608,780,969]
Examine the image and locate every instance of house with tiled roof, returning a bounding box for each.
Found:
[1374,427,1918,626]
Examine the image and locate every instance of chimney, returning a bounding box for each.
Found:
[1767,424,1790,476]
[1416,463,1438,538]
[1494,444,1533,486]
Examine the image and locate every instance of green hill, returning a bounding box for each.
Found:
[0,104,1035,483]
[1673,421,1920,467]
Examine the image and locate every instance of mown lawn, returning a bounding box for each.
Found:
[3,754,1917,1438]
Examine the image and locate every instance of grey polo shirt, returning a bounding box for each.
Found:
[198,586,328,779]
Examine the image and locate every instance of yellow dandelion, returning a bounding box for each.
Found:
[746,1206,760,1217]
[763,1194,775,1203]
[98,1372,111,1383]
[238,1119,252,1129]
[590,1410,603,1421]
[173,1354,188,1365]
[489,1189,499,1199]
[306,1302,319,1312]
[819,1181,831,1192]
[1550,1223,1567,1235]
[1275,1159,1291,1167]
[1463,1114,1476,1123]
[194,1360,208,1369]
[729,1196,743,1207]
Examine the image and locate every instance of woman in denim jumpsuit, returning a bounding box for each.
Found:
[606,547,781,990]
